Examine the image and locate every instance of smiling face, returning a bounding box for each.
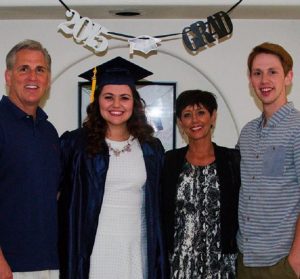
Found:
[5,49,50,115]
[249,53,293,115]
[178,104,216,142]
[99,84,134,133]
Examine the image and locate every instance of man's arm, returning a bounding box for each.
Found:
[288,215,300,277]
[0,123,12,279]
[0,249,13,279]
[290,124,300,278]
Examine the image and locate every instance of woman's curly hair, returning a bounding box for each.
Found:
[83,84,155,156]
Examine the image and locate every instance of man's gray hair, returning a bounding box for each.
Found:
[6,39,51,71]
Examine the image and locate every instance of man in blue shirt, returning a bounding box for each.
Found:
[237,42,300,279]
[0,40,60,279]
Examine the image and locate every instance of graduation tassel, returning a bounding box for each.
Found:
[90,67,97,103]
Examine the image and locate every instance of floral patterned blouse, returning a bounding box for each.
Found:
[170,161,237,279]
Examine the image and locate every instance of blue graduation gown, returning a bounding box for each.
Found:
[58,128,166,279]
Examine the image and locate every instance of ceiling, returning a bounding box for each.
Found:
[0,2,300,20]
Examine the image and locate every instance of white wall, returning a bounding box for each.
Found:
[1,18,300,149]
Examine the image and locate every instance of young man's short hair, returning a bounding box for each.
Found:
[247,42,293,76]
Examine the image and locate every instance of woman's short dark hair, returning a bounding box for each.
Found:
[176,89,218,118]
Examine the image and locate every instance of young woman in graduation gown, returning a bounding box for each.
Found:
[58,57,167,279]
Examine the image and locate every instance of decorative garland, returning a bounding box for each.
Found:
[57,0,243,55]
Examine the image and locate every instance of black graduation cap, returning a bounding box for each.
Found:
[79,56,153,102]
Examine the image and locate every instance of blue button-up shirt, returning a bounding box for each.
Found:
[237,102,300,266]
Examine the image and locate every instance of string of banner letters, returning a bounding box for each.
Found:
[57,0,243,55]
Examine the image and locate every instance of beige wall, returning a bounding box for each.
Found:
[1,18,300,148]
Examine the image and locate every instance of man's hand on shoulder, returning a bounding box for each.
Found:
[0,250,13,279]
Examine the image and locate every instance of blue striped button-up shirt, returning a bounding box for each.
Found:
[237,102,300,266]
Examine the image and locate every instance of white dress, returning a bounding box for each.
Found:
[89,136,148,279]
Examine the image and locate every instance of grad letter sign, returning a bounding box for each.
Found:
[182,11,233,51]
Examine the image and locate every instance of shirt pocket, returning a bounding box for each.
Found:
[262,145,286,176]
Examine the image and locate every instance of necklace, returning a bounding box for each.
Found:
[106,137,133,157]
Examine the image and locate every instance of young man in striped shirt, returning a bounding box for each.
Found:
[237,42,300,279]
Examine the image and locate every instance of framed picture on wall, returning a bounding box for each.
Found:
[78,81,176,151]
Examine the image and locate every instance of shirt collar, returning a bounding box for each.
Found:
[257,102,294,129]
[1,95,48,121]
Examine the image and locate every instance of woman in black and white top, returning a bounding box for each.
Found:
[161,90,241,279]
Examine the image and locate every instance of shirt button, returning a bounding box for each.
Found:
[245,238,248,242]
[248,196,251,200]
[252,176,255,179]
[256,154,259,159]
[247,217,250,221]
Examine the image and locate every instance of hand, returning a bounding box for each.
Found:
[288,253,300,278]
[0,254,13,279]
